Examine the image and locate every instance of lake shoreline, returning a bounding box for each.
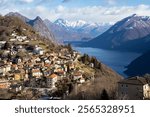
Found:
[73,46,141,78]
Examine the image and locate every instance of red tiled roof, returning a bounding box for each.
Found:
[48,74,57,79]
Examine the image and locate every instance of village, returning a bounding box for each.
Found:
[0,30,93,99]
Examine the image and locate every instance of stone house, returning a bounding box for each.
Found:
[118,76,150,100]
[47,74,58,88]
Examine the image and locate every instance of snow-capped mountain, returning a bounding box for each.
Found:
[54,19,88,29]
[84,14,150,52]
[54,18,112,30]
[44,19,112,42]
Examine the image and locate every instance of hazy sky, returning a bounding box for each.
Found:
[1,0,150,23]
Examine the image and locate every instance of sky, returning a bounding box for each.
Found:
[1,0,150,23]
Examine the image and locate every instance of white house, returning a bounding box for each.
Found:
[73,71,83,81]
[143,84,150,99]
[10,38,17,42]
[32,69,42,78]
[0,65,11,76]
[0,41,6,49]
[79,78,85,84]
[34,46,44,55]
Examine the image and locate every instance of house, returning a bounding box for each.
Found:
[16,36,27,42]
[118,76,150,100]
[32,69,42,78]
[11,64,18,70]
[0,80,11,89]
[14,70,22,81]
[0,66,5,75]
[79,78,85,84]
[23,40,29,43]
[47,74,58,88]
[89,63,94,68]
[10,38,17,42]
[68,63,75,71]
[34,46,44,55]
[0,65,11,76]
[143,84,150,99]
[9,83,22,92]
[73,71,83,81]
[56,70,66,78]
[0,41,6,49]
[11,32,17,37]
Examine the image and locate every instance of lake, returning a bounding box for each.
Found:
[73,47,141,78]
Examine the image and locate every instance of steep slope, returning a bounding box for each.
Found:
[28,16,55,42]
[85,14,150,52]
[6,12,55,42]
[0,15,35,40]
[67,63,123,100]
[44,19,86,43]
[0,15,55,48]
[45,19,111,42]
[6,12,30,23]
[124,51,150,76]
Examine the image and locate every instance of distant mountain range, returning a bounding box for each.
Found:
[45,19,112,42]
[5,12,112,43]
[84,14,150,52]
[124,50,150,76]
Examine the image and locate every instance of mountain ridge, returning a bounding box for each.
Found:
[6,12,56,42]
[83,14,150,52]
[45,18,112,42]
[124,50,150,76]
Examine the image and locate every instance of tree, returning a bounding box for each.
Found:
[67,43,73,52]
[3,42,11,50]
[100,89,109,100]
[81,54,90,64]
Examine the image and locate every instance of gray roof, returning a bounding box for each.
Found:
[118,76,149,85]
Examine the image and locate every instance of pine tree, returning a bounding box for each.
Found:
[100,89,109,100]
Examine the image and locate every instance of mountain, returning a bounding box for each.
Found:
[0,15,34,41]
[28,16,55,42]
[6,12,55,42]
[84,14,150,52]
[44,19,112,42]
[124,51,150,76]
[54,19,88,29]
[6,12,30,23]
[44,19,84,43]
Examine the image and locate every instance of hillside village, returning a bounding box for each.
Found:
[0,27,98,99]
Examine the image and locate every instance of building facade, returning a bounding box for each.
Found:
[118,76,150,100]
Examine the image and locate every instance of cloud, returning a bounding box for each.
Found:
[43,4,150,23]
[7,4,150,23]
[0,0,8,8]
[62,0,71,3]
[106,0,116,5]
[1,1,150,24]
[20,0,34,3]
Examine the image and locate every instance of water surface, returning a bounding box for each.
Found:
[73,47,141,77]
